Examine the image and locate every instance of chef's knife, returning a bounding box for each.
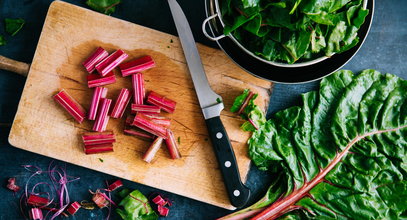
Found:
[167,0,250,208]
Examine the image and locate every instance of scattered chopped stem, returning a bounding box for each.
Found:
[165,129,181,159]
[82,47,109,73]
[132,73,145,105]
[54,90,86,123]
[82,131,115,145]
[87,72,116,88]
[132,113,167,138]
[95,49,128,77]
[111,88,131,118]
[131,104,161,114]
[143,137,164,163]
[120,55,155,77]
[88,87,108,120]
[93,98,112,132]
[147,91,176,113]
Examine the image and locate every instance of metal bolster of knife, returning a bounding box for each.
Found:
[202,103,224,119]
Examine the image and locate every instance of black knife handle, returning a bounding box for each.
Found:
[205,116,251,208]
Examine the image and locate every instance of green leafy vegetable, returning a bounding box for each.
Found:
[5,18,25,36]
[116,190,158,220]
[221,0,369,63]
[85,0,121,15]
[220,69,407,219]
[0,35,5,46]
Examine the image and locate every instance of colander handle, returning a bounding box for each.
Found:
[202,14,226,41]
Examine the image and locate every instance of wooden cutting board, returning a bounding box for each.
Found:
[9,1,272,209]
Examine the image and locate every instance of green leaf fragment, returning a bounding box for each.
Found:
[0,35,5,46]
[5,18,25,36]
[116,190,158,220]
[85,0,121,15]
[98,158,104,162]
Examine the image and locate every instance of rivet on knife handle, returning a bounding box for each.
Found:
[205,116,250,208]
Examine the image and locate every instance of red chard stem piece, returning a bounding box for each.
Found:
[7,177,20,192]
[95,49,128,77]
[157,205,170,217]
[152,195,167,206]
[29,208,43,220]
[108,180,123,191]
[92,191,109,208]
[93,98,112,132]
[84,143,113,154]
[237,91,254,115]
[120,55,155,77]
[87,71,116,88]
[111,88,131,118]
[82,131,115,145]
[165,129,181,159]
[143,137,164,163]
[132,73,145,105]
[123,127,155,140]
[88,87,108,120]
[144,114,171,127]
[82,47,109,73]
[132,113,167,138]
[54,90,86,123]
[27,195,49,207]
[66,201,81,215]
[147,91,176,113]
[131,104,161,114]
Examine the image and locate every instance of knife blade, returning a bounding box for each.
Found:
[167,0,250,208]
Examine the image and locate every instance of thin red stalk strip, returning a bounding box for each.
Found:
[248,118,259,130]
[88,87,108,120]
[123,128,155,140]
[131,104,161,114]
[54,90,86,123]
[108,180,123,191]
[82,131,115,145]
[120,55,155,77]
[93,98,112,132]
[251,125,407,220]
[129,194,150,214]
[40,207,68,217]
[165,129,181,159]
[84,143,114,154]
[95,49,128,77]
[237,91,254,115]
[87,72,116,88]
[132,73,145,105]
[143,137,164,163]
[111,88,132,118]
[82,47,109,73]
[132,113,167,138]
[147,91,177,113]
[145,115,171,127]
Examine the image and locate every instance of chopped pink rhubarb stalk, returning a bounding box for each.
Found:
[143,137,164,163]
[82,131,115,145]
[165,129,181,159]
[88,87,108,120]
[108,180,123,191]
[144,115,171,127]
[111,88,131,118]
[123,128,155,140]
[157,205,170,217]
[120,55,155,77]
[29,208,43,220]
[152,195,167,206]
[132,113,167,138]
[131,73,145,105]
[93,98,112,132]
[87,71,116,88]
[95,49,128,77]
[84,143,114,154]
[82,47,109,73]
[131,104,161,114]
[6,177,20,192]
[66,201,81,215]
[27,195,49,207]
[147,91,177,113]
[54,90,87,123]
[92,191,109,208]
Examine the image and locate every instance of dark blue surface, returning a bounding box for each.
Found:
[0,0,406,219]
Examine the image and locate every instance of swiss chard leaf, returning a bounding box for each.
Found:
[116,190,158,220]
[0,35,5,46]
[220,69,407,220]
[85,0,121,15]
[5,18,25,36]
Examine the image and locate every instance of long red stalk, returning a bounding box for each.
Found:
[142,137,164,163]
[146,91,176,113]
[87,72,116,88]
[111,88,131,118]
[132,73,145,105]
[53,90,86,123]
[82,131,115,145]
[120,55,155,77]
[132,113,167,138]
[95,49,128,77]
[82,47,109,73]
[93,98,112,132]
[88,87,108,120]
[237,91,254,115]
[165,129,181,159]
[131,104,161,114]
